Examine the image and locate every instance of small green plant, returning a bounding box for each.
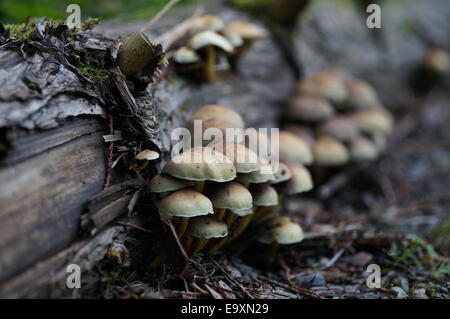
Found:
[388,236,437,270]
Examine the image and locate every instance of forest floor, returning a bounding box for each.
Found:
[83,87,450,299]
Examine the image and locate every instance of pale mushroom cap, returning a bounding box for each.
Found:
[270,161,292,184]
[270,216,305,245]
[424,48,450,73]
[237,156,274,184]
[190,31,234,54]
[188,118,237,146]
[313,136,350,167]
[187,216,228,238]
[284,163,313,195]
[278,131,313,165]
[230,207,254,217]
[297,70,348,104]
[189,15,225,35]
[371,132,388,151]
[283,124,315,146]
[346,79,380,109]
[285,95,334,123]
[210,142,260,173]
[135,149,159,161]
[350,136,379,161]
[243,128,272,156]
[224,21,267,40]
[319,116,359,143]
[353,109,394,135]
[159,189,213,218]
[250,184,279,206]
[209,182,253,210]
[149,174,195,193]
[173,46,201,64]
[163,147,237,182]
[223,29,244,48]
[189,104,245,129]
[260,216,304,245]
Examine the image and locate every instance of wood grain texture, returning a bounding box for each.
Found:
[0,118,106,283]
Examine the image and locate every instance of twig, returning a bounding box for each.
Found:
[210,260,255,299]
[140,0,182,33]
[321,248,345,270]
[257,274,323,299]
[155,6,204,50]
[277,255,324,299]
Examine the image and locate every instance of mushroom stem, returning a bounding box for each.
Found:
[242,182,250,189]
[195,180,205,193]
[225,212,238,227]
[150,252,165,268]
[182,235,193,253]
[190,238,209,255]
[207,237,229,254]
[251,206,273,225]
[173,216,189,239]
[232,214,253,237]
[204,46,216,83]
[215,208,226,221]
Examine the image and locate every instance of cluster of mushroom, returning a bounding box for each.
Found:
[172,15,267,82]
[148,105,313,266]
[282,69,394,176]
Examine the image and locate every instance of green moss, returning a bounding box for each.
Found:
[78,62,110,82]
[388,236,438,271]
[4,23,35,39]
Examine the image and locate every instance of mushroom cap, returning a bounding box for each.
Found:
[223,28,244,48]
[209,182,253,210]
[173,46,201,64]
[283,163,313,195]
[237,156,274,184]
[318,116,359,143]
[224,21,267,40]
[243,128,272,156]
[230,207,254,217]
[163,147,237,182]
[297,70,348,104]
[250,184,279,206]
[260,216,304,245]
[190,31,234,53]
[270,216,305,245]
[188,104,245,129]
[270,161,292,184]
[187,216,228,238]
[149,174,196,193]
[284,95,334,123]
[283,124,315,146]
[189,15,225,35]
[278,131,313,165]
[135,149,159,161]
[424,48,450,73]
[313,136,350,167]
[350,136,379,161]
[188,117,237,146]
[353,109,394,135]
[210,142,260,173]
[371,132,388,152]
[159,189,213,218]
[346,79,380,109]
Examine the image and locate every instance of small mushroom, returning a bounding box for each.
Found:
[149,173,195,194]
[237,156,275,185]
[318,116,359,143]
[223,21,267,58]
[424,48,450,74]
[189,31,234,82]
[185,216,228,256]
[312,136,350,167]
[278,131,313,165]
[159,188,214,239]
[189,15,225,35]
[162,146,237,192]
[284,95,334,123]
[349,136,379,162]
[276,163,313,196]
[249,183,279,225]
[173,46,202,76]
[296,70,348,105]
[352,109,394,136]
[346,79,381,109]
[132,149,159,171]
[283,124,315,146]
[188,104,245,129]
[210,142,260,174]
